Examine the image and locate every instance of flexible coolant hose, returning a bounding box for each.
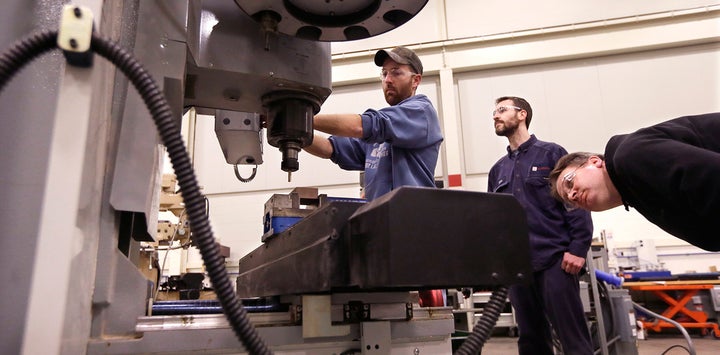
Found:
[455,286,509,355]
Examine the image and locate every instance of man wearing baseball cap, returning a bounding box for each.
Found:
[304,46,443,201]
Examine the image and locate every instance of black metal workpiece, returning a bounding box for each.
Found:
[236,187,531,298]
[349,187,531,289]
[237,200,363,297]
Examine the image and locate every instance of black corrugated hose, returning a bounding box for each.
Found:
[0,29,272,355]
[454,286,509,355]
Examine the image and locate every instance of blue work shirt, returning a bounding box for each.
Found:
[488,135,593,271]
[329,94,443,201]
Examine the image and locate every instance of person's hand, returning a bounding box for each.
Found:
[561,252,586,275]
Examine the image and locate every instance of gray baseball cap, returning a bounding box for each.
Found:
[374,46,423,75]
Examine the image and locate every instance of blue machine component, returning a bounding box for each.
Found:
[264,216,303,236]
[619,270,673,281]
[262,187,365,241]
[595,270,624,287]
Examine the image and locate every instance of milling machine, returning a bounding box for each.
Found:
[0,1,533,354]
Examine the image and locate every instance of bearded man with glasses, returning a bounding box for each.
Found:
[549,112,720,252]
[488,96,593,355]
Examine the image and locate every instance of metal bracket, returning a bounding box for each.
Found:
[344,301,371,323]
[57,5,94,67]
[360,321,391,355]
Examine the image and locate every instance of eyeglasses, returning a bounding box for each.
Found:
[560,162,587,210]
[492,106,523,116]
[380,68,416,80]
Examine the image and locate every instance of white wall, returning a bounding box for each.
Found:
[331,0,720,56]
[185,0,720,273]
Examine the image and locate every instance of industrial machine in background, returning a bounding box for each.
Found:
[586,243,641,355]
[596,234,720,341]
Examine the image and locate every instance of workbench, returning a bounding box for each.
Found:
[624,280,720,338]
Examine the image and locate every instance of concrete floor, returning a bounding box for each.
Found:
[480,334,720,354]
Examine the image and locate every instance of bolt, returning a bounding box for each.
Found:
[73,7,82,18]
[491,272,499,280]
[69,39,78,49]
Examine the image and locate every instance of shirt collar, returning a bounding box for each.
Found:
[506,134,537,157]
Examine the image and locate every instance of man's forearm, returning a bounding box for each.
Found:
[304,135,333,159]
[314,113,363,138]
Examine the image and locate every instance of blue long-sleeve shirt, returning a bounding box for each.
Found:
[488,135,593,271]
[329,94,443,201]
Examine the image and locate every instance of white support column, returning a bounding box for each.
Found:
[438,67,465,189]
